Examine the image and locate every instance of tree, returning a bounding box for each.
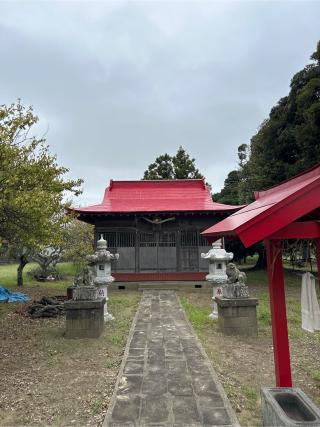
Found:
[213,170,241,205]
[172,146,204,179]
[62,218,94,272]
[31,246,63,280]
[213,144,250,205]
[143,146,204,180]
[143,153,174,179]
[245,41,320,192]
[0,100,82,285]
[215,41,320,269]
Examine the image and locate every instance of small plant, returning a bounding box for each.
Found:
[312,370,320,383]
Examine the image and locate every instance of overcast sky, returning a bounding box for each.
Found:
[1,0,319,206]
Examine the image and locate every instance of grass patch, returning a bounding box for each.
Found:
[180,296,213,333]
[0,262,77,290]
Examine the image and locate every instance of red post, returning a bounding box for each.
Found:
[265,239,292,387]
[315,239,320,284]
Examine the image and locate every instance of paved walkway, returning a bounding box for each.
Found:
[104,291,239,427]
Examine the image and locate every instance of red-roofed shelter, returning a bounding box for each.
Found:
[202,164,320,387]
[74,179,241,282]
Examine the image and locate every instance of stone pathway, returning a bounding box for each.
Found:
[104,291,239,427]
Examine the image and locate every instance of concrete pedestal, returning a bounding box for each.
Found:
[64,298,106,339]
[215,297,258,336]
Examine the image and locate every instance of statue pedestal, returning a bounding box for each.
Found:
[215,297,258,336]
[64,298,106,339]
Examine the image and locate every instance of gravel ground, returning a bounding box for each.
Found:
[0,287,140,426]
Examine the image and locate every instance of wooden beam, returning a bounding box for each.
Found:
[268,221,320,240]
[265,239,292,387]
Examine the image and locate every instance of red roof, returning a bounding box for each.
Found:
[202,164,320,247]
[74,179,241,214]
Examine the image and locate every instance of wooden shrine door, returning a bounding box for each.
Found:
[139,231,176,272]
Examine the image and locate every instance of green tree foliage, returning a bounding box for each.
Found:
[62,218,94,272]
[215,41,320,268]
[245,41,320,194]
[143,146,204,180]
[214,144,250,205]
[213,170,240,205]
[143,153,174,179]
[217,41,320,203]
[0,100,82,285]
[172,146,204,179]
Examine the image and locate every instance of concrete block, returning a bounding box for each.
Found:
[222,326,258,336]
[221,316,258,329]
[64,298,105,339]
[216,297,258,336]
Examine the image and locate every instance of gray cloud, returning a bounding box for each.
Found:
[0,0,319,205]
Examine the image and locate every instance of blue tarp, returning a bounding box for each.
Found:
[0,286,30,303]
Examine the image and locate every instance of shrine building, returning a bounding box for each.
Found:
[74,179,241,281]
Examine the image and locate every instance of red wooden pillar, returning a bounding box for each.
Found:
[265,239,292,387]
[315,239,320,283]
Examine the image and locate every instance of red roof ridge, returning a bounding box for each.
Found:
[73,178,243,214]
[255,163,320,200]
[202,163,320,247]
[109,178,205,182]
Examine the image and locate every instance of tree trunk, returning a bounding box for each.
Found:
[253,245,267,270]
[17,255,28,287]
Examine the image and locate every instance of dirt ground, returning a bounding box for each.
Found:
[1,271,320,427]
[180,279,320,426]
[0,287,140,427]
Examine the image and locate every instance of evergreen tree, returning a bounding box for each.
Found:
[214,144,250,205]
[143,146,204,180]
[246,41,320,192]
[172,146,204,179]
[213,170,240,205]
[215,41,320,269]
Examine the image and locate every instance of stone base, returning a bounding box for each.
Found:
[64,298,106,339]
[215,297,258,336]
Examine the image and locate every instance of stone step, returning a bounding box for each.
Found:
[109,281,211,291]
[138,281,210,291]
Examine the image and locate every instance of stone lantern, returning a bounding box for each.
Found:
[201,240,233,319]
[87,235,119,321]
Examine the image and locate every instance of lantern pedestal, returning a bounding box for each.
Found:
[215,297,258,336]
[208,284,223,319]
[96,283,114,321]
